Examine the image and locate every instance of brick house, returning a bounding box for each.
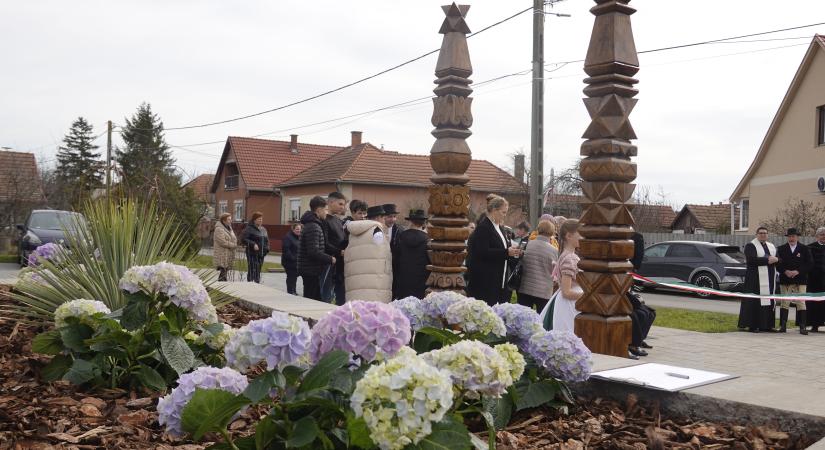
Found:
[671,203,736,234]
[0,150,46,237]
[184,173,214,204]
[211,132,526,232]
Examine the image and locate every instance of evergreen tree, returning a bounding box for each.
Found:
[114,103,205,250]
[55,117,103,207]
[116,102,175,193]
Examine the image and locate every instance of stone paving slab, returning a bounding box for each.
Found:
[592,325,825,419]
[216,281,335,322]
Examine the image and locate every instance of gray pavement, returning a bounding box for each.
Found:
[593,325,825,419]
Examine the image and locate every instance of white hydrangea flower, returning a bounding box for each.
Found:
[351,347,454,450]
[444,298,506,337]
[495,343,526,382]
[54,299,111,329]
[421,340,515,399]
[119,262,216,323]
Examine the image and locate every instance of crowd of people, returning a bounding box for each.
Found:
[737,226,825,334]
[213,192,656,358]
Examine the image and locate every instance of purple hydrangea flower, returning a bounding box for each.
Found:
[526,330,592,382]
[119,262,216,323]
[224,311,312,372]
[27,242,62,266]
[421,291,468,322]
[390,296,442,331]
[311,301,411,364]
[492,303,543,341]
[157,366,248,437]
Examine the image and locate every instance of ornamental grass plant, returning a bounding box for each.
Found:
[4,198,230,323]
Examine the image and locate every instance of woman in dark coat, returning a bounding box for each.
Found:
[806,227,825,331]
[392,210,430,299]
[239,211,269,284]
[281,223,302,295]
[467,195,523,306]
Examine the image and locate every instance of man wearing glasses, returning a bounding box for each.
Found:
[738,227,779,333]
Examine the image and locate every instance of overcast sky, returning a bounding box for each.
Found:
[2,0,823,207]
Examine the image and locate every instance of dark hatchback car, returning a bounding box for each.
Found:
[636,241,747,296]
[16,209,86,266]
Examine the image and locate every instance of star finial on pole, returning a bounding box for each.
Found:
[439,3,471,34]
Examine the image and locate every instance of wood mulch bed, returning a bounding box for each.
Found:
[0,294,813,449]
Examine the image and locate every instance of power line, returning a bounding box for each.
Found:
[545,23,824,67]
[151,5,536,132]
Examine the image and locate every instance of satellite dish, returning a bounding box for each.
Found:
[818,177,825,193]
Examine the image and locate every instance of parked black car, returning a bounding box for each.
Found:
[16,210,86,266]
[636,241,746,296]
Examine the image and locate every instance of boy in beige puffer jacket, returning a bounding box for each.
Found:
[344,218,393,303]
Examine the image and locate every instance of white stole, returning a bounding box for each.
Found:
[752,238,776,306]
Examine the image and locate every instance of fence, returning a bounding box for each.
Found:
[641,232,815,249]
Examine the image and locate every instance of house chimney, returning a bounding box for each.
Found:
[351,131,362,147]
[514,154,525,183]
[290,134,298,154]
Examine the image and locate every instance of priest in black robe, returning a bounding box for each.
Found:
[738,227,778,332]
[807,227,825,332]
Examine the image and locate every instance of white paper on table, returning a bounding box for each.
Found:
[590,363,737,392]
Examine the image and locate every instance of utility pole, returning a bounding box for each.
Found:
[529,0,545,227]
[106,120,112,198]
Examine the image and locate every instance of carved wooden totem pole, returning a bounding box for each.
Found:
[426,3,473,294]
[574,0,638,356]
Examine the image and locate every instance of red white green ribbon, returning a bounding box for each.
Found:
[630,273,825,302]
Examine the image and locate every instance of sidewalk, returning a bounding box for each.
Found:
[198,247,282,264]
[596,325,825,419]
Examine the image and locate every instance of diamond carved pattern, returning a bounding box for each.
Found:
[582,95,638,140]
[575,272,633,315]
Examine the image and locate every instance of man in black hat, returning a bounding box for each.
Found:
[382,204,405,251]
[777,227,813,334]
[392,209,430,299]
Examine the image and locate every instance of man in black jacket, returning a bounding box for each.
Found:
[777,227,813,334]
[298,196,336,301]
[281,223,302,295]
[392,210,430,299]
[323,191,348,305]
[807,227,825,331]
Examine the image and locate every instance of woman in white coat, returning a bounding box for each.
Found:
[344,206,393,302]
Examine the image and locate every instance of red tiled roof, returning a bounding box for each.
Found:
[676,204,732,230]
[280,143,526,193]
[221,137,344,190]
[0,150,45,203]
[634,204,677,229]
[184,173,214,202]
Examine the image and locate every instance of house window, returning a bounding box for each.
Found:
[218,200,228,215]
[818,105,825,146]
[224,163,239,190]
[739,199,749,231]
[290,199,301,222]
[233,200,244,222]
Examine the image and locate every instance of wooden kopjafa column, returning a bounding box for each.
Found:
[574,0,638,357]
[426,3,473,294]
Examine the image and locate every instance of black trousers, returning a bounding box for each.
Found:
[517,292,549,312]
[217,266,228,282]
[246,253,264,283]
[303,275,322,301]
[285,270,299,295]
